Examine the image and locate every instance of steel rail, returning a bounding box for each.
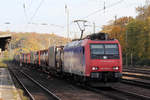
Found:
[121,79,150,89]
[123,73,150,80]
[8,68,35,100]
[20,71,61,100]
[81,85,150,100]
[123,68,150,74]
[83,86,127,100]
[111,87,150,100]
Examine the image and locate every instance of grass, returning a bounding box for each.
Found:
[12,88,29,100]
[17,89,29,100]
[0,58,7,67]
[0,57,12,68]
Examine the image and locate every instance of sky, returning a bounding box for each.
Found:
[0,0,147,38]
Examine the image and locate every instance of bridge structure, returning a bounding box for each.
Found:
[0,34,11,55]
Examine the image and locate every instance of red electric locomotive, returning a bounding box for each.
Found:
[62,33,122,86]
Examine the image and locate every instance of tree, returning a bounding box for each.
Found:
[127,19,150,65]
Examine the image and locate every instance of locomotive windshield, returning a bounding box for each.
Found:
[90,44,119,59]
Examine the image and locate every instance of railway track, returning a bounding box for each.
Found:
[17,66,113,100]
[123,73,150,80]
[123,68,150,74]
[23,66,150,100]
[9,68,35,100]
[9,68,61,100]
[84,86,150,100]
[10,65,150,100]
[121,79,150,89]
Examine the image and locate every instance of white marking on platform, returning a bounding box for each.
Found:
[0,92,2,99]
[0,69,4,99]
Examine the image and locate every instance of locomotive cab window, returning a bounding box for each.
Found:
[90,44,119,59]
[105,44,119,55]
[90,44,104,55]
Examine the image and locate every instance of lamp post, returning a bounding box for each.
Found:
[65,5,70,39]
[125,27,128,67]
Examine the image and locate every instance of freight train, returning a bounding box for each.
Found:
[13,33,122,86]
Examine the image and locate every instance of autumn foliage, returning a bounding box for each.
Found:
[102,4,150,65]
[1,32,70,57]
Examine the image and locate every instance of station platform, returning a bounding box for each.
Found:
[0,68,21,100]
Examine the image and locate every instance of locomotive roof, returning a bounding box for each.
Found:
[65,40,83,48]
[64,33,119,49]
[64,38,118,49]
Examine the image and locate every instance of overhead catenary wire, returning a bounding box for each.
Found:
[82,0,124,19]
[29,0,45,23]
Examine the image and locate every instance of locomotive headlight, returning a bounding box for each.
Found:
[113,66,119,70]
[92,67,99,70]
